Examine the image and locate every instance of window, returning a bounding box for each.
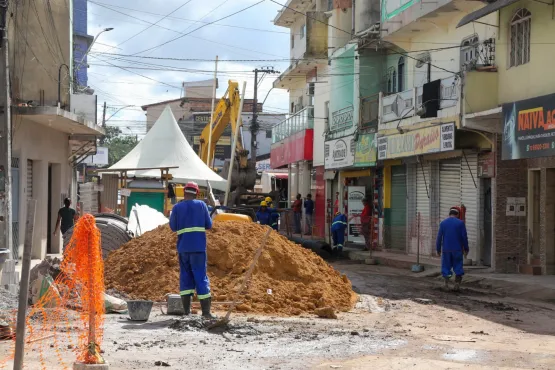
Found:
[291,32,294,49]
[510,8,531,67]
[266,130,272,139]
[300,24,306,39]
[397,57,405,92]
[460,34,479,70]
[392,71,397,93]
[290,102,295,113]
[327,0,333,11]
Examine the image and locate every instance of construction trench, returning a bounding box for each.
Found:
[2,216,555,369]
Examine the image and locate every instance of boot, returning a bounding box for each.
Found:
[454,275,462,292]
[200,297,215,319]
[181,295,191,316]
[443,277,449,290]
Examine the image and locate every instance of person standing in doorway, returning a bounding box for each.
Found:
[360,198,372,251]
[333,192,340,215]
[304,194,314,235]
[436,207,469,292]
[292,194,302,234]
[169,182,215,318]
[53,198,78,236]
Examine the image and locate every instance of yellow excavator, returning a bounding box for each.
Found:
[197,80,259,207]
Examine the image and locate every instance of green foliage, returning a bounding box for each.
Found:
[101,126,139,166]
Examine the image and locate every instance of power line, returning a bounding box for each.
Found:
[106,0,195,51]
[111,0,266,57]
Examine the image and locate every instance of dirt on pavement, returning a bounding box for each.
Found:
[2,262,555,369]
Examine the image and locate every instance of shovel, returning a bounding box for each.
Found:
[208,227,272,329]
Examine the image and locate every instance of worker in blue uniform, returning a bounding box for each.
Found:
[265,197,280,231]
[256,201,272,226]
[331,211,348,253]
[169,181,215,318]
[436,207,469,292]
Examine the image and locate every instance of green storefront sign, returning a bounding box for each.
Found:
[381,0,420,21]
[354,133,377,167]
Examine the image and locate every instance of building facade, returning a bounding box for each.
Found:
[73,0,93,90]
[7,0,103,260]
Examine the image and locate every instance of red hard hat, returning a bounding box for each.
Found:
[184,181,199,195]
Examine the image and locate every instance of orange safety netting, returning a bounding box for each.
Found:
[1,214,105,369]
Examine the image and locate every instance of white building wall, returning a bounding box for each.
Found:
[145,101,188,131]
[12,120,72,259]
[290,16,307,60]
[313,65,330,167]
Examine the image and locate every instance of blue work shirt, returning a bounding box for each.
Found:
[436,216,469,254]
[268,207,280,224]
[304,199,314,215]
[331,214,347,232]
[256,208,271,226]
[169,199,212,253]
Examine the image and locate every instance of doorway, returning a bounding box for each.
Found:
[47,164,52,254]
[481,178,492,266]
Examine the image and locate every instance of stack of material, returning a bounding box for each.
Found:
[79,182,100,214]
[1,260,19,295]
[105,222,357,316]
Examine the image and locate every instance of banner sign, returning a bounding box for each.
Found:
[347,186,365,244]
[354,133,377,167]
[324,135,356,169]
[502,93,555,160]
[377,122,455,160]
[192,136,231,160]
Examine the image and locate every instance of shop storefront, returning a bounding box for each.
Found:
[499,92,555,274]
[377,122,481,255]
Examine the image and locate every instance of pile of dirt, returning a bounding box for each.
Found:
[104,222,357,316]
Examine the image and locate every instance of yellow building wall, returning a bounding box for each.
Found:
[497,0,555,104]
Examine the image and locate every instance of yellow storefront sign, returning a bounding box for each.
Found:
[377,123,455,160]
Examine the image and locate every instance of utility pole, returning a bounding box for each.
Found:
[251,67,279,163]
[101,101,107,127]
[0,0,12,255]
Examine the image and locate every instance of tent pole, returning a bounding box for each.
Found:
[224,81,247,206]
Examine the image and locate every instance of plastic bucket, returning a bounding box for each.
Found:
[126,300,153,321]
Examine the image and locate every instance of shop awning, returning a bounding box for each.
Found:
[271,173,288,179]
[457,0,520,28]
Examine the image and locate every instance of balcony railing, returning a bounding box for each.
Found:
[272,106,314,144]
[381,75,460,123]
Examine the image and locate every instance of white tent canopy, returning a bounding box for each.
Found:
[108,105,227,191]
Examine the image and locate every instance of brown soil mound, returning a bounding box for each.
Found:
[104,222,357,316]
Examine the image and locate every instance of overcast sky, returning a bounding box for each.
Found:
[87,0,291,136]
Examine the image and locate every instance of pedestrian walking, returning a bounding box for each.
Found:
[292,194,302,234]
[53,198,78,236]
[167,183,177,205]
[304,194,314,235]
[436,207,469,292]
[169,182,215,318]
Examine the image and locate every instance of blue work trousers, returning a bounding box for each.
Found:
[332,229,345,250]
[441,250,464,278]
[178,252,211,299]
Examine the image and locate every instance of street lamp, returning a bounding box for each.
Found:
[74,27,114,91]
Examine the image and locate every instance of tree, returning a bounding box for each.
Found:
[101,126,139,166]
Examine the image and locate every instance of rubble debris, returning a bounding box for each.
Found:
[29,256,61,301]
[314,307,338,319]
[105,222,357,316]
[484,301,519,312]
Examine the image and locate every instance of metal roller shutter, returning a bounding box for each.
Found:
[390,166,407,251]
[416,162,430,220]
[439,158,461,219]
[461,153,479,253]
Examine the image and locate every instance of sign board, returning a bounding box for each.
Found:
[502,93,555,160]
[377,123,455,160]
[330,106,354,132]
[83,147,109,166]
[354,133,377,167]
[347,186,365,244]
[193,114,212,123]
[120,188,131,197]
[478,152,495,178]
[324,135,355,170]
[256,159,271,171]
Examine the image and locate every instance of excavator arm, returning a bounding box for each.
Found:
[198,80,249,169]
